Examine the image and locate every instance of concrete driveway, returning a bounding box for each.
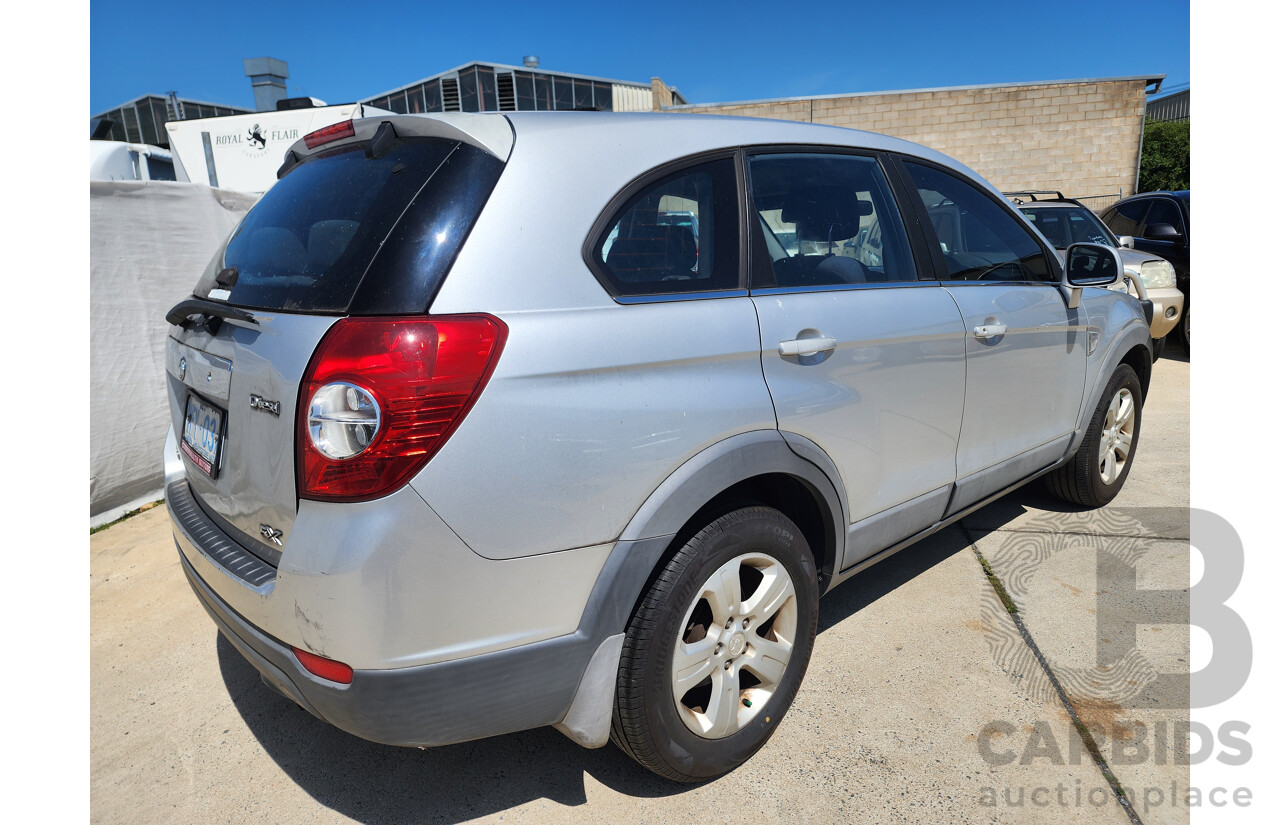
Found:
[91,346,1189,825]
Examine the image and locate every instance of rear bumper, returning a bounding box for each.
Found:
[165,425,670,747]
[181,552,596,747]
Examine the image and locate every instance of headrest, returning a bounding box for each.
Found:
[781,193,874,239]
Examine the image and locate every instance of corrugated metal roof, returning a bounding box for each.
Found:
[92,94,253,119]
[1146,89,1189,122]
[361,60,660,105]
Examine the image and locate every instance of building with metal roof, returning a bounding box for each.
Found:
[359,59,687,114]
[91,94,254,148]
[1145,87,1189,123]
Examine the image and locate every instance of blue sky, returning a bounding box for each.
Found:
[90,1,1189,114]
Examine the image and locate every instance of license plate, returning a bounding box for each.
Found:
[181,395,225,478]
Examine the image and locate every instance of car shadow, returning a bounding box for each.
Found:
[218,487,1050,823]
[1159,336,1189,363]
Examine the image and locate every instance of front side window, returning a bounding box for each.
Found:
[592,157,739,297]
[747,153,916,288]
[1103,199,1149,237]
[904,161,1052,282]
[1141,198,1185,235]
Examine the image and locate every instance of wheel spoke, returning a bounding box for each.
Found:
[1114,430,1133,461]
[672,637,719,697]
[742,566,795,624]
[1116,393,1134,427]
[703,558,742,622]
[741,635,791,688]
[1107,393,1121,426]
[703,665,741,738]
[1101,449,1117,484]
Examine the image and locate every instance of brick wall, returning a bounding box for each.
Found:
[667,78,1153,200]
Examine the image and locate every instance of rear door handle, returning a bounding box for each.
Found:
[973,324,1007,340]
[778,337,837,357]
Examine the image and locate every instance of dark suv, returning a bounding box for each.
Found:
[1100,191,1190,348]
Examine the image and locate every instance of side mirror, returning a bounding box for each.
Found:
[1062,242,1122,309]
[1065,243,1122,287]
[1117,235,1135,248]
[1143,223,1183,242]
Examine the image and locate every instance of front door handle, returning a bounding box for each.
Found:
[778,337,837,357]
[973,324,1007,340]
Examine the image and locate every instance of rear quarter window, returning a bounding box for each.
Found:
[589,157,740,298]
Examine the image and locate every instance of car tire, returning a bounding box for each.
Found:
[1176,304,1190,351]
[1046,364,1143,508]
[610,506,819,782]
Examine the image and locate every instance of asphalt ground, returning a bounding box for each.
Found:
[91,343,1190,824]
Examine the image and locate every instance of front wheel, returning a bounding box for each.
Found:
[610,506,818,782]
[1046,364,1143,507]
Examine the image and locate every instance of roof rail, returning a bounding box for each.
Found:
[1003,189,1068,204]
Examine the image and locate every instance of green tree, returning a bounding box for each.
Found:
[1138,119,1190,192]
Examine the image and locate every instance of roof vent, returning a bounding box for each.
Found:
[523,55,540,69]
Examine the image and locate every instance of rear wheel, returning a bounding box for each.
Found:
[1046,364,1143,507]
[611,506,818,782]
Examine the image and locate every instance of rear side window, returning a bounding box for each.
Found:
[591,157,739,297]
[747,153,917,287]
[195,137,503,314]
[904,161,1052,282]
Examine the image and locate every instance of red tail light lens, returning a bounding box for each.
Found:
[298,315,507,501]
[292,647,354,684]
[303,119,355,149]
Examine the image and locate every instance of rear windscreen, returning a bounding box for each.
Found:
[195,137,503,314]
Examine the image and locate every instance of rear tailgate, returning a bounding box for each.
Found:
[166,314,337,557]
[165,114,511,558]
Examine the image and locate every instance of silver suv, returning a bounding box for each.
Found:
[163,112,1151,782]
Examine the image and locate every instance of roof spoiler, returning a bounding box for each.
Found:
[279,113,515,172]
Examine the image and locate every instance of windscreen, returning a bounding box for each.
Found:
[1021,206,1115,249]
[194,137,503,314]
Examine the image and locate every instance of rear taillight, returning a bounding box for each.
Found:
[298,315,507,502]
[303,119,355,149]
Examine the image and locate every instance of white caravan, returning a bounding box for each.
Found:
[89,141,177,182]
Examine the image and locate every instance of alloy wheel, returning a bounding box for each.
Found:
[670,552,798,738]
[1098,387,1136,485]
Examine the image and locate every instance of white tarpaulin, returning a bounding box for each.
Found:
[90,181,256,517]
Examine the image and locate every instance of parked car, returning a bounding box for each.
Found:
[1008,191,1183,358]
[1100,190,1190,349]
[163,112,1151,782]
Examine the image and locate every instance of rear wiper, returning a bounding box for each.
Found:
[166,297,258,334]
